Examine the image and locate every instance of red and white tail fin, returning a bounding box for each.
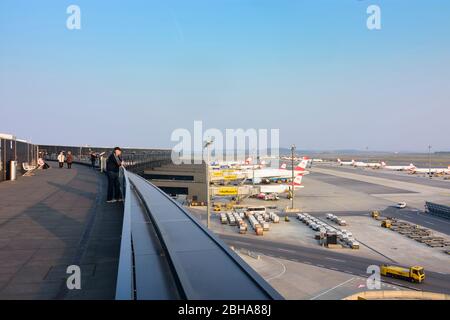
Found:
[245,157,252,165]
[381,161,386,167]
[280,163,287,170]
[337,158,342,163]
[293,175,303,186]
[294,159,308,172]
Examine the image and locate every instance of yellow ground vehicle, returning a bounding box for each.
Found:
[225,201,236,210]
[213,201,236,212]
[381,219,392,228]
[371,211,380,219]
[380,265,425,283]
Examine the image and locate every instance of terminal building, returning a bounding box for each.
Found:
[143,163,208,203]
[143,163,258,203]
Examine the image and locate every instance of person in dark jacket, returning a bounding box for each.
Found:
[90,152,97,169]
[106,147,123,203]
[66,151,73,169]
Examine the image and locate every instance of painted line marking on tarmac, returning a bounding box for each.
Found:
[310,277,356,300]
[325,257,346,263]
[423,221,435,226]
[417,213,450,226]
[381,280,420,291]
[303,261,312,265]
[265,257,287,282]
[317,264,325,268]
[278,248,296,253]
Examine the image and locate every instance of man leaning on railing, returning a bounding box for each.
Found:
[106,147,124,203]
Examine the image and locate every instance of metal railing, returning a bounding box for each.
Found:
[43,151,282,299]
[115,168,283,300]
[115,168,134,299]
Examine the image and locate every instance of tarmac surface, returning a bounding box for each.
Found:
[0,163,123,299]
[311,172,417,194]
[237,253,404,300]
[189,164,450,299]
[328,208,450,236]
[219,233,450,295]
[320,164,450,190]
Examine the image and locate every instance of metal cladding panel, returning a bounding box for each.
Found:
[134,253,181,300]
[129,190,161,256]
[174,250,271,300]
[131,222,161,256]
[127,172,283,300]
[158,220,219,252]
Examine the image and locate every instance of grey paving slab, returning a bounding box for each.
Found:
[0,163,123,300]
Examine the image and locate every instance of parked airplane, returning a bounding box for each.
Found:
[245,159,309,183]
[259,175,304,194]
[409,165,450,175]
[353,161,383,168]
[381,162,415,171]
[337,159,355,166]
[212,157,265,170]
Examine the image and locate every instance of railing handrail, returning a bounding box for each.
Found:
[115,168,134,299]
[125,173,283,299]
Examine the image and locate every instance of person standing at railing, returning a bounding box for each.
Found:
[66,151,73,169]
[57,152,65,168]
[106,147,123,203]
[90,151,97,169]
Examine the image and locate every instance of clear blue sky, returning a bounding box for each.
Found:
[1,0,449,152]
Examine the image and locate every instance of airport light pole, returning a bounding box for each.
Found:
[204,138,214,229]
[365,146,370,165]
[428,145,432,179]
[291,144,296,210]
[252,151,255,187]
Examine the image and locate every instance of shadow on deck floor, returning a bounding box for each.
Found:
[0,163,123,300]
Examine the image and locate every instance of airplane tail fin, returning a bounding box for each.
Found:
[293,175,303,186]
[337,158,341,163]
[294,159,308,172]
[381,161,386,167]
[245,157,252,165]
[280,163,287,169]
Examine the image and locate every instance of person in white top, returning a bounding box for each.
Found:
[37,157,49,169]
[57,152,65,168]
